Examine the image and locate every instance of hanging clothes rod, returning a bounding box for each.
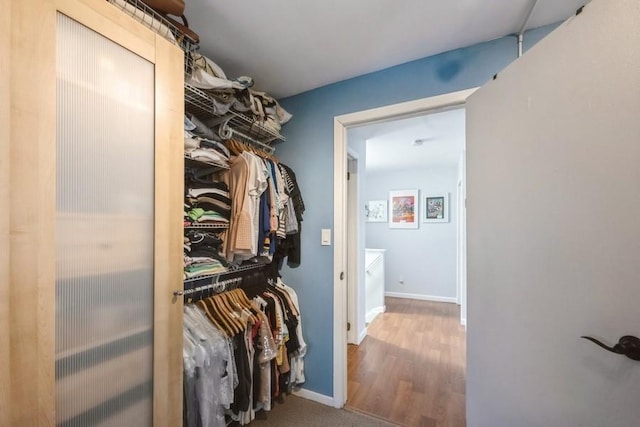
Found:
[216,117,276,154]
[183,260,268,284]
[174,277,242,297]
[230,128,276,154]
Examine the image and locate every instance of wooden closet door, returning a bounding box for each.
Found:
[8,1,183,425]
[0,5,10,426]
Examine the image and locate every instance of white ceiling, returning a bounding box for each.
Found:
[186,0,587,98]
[350,108,465,173]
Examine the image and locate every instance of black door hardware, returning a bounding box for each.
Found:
[581,335,640,361]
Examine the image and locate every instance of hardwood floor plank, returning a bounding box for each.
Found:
[346,297,466,427]
[389,380,413,425]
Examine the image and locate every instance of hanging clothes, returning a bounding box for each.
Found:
[182,273,306,427]
[183,305,237,427]
[221,142,305,269]
[273,163,305,269]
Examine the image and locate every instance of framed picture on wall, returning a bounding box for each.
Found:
[423,193,449,223]
[365,200,388,222]
[388,189,419,229]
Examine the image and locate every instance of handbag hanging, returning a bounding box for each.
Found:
[141,0,185,17]
[163,14,200,44]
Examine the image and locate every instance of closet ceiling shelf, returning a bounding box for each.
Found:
[184,155,230,170]
[107,0,198,53]
[219,111,285,145]
[184,224,229,229]
[184,83,285,145]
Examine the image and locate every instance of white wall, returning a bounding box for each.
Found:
[366,166,458,300]
[467,0,640,425]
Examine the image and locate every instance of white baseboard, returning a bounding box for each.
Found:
[365,305,385,324]
[385,292,457,304]
[357,326,368,344]
[293,388,337,407]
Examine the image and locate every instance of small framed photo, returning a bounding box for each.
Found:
[389,189,419,229]
[365,200,388,222]
[423,193,449,223]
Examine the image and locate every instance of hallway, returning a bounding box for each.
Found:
[346,297,466,427]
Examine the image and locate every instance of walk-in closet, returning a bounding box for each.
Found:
[180,14,307,424]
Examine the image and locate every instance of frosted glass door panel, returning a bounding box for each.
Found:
[56,13,154,426]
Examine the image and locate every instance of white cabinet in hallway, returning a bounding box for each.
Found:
[365,249,386,324]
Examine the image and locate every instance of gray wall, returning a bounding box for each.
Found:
[467,0,640,425]
[366,167,458,299]
[276,24,558,396]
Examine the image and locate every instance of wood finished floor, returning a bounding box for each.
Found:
[346,297,466,427]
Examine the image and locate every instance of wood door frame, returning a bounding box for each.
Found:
[0,5,10,425]
[457,180,463,305]
[8,0,183,424]
[456,173,468,328]
[333,88,476,407]
[346,149,361,345]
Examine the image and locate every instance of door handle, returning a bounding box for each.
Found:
[581,335,640,361]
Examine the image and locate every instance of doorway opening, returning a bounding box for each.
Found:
[345,107,467,425]
[332,89,476,416]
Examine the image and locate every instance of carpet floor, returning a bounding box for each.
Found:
[249,395,398,426]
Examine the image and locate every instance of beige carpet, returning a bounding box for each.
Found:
[250,395,399,426]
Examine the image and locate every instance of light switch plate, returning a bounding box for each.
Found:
[321,228,331,246]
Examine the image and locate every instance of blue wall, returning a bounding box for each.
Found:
[276,24,558,397]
